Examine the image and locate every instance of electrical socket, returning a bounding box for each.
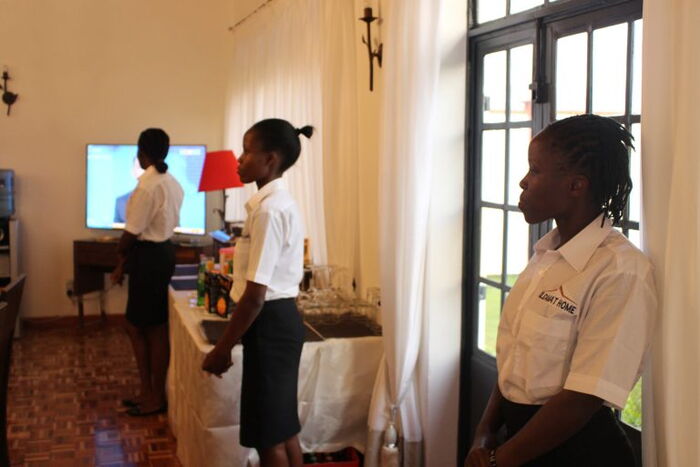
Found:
[65,280,74,298]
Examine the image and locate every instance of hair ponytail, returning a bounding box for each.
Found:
[138,128,170,173]
[154,160,168,173]
[250,119,314,172]
[296,126,314,139]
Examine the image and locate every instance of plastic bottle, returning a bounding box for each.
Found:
[196,255,206,307]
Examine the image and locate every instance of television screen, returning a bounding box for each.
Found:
[86,144,206,235]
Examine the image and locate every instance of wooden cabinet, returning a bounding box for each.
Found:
[73,239,211,322]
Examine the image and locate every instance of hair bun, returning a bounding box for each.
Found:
[296,126,314,139]
[155,160,168,174]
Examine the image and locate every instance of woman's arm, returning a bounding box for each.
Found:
[201,281,267,376]
[495,389,603,467]
[110,230,138,285]
[465,383,505,466]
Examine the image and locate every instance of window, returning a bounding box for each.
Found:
[461,0,644,461]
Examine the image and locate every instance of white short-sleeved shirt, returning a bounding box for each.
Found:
[497,215,657,409]
[125,165,184,242]
[231,178,304,302]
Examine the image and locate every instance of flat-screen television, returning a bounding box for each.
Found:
[86,144,207,235]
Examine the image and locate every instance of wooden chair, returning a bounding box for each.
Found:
[0,274,26,467]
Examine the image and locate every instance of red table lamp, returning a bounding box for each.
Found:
[198,151,244,232]
[198,150,244,192]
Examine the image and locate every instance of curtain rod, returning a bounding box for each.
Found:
[228,0,276,32]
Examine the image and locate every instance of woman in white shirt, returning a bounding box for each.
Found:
[110,128,184,417]
[466,115,656,466]
[202,119,311,467]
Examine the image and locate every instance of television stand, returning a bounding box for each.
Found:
[73,239,211,324]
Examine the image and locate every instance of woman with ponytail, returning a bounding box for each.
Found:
[111,128,184,417]
[202,119,312,467]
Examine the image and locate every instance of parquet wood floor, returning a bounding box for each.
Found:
[6,318,180,466]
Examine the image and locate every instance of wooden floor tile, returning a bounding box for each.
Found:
[7,320,181,466]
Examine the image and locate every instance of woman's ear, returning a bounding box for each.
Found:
[570,174,590,197]
[267,151,284,173]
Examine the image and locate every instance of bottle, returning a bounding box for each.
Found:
[196,255,206,307]
[303,238,311,266]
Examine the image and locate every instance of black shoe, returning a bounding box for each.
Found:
[126,404,167,417]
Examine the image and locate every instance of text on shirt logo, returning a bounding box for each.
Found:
[538,286,578,315]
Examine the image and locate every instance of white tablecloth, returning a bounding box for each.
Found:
[167,289,383,467]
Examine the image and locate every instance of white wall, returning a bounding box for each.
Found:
[0,0,234,318]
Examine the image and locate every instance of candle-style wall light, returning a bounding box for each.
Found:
[0,69,18,116]
[359,7,383,92]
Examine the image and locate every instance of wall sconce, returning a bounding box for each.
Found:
[0,70,18,116]
[359,7,383,92]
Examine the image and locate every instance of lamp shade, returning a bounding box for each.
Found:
[198,150,244,192]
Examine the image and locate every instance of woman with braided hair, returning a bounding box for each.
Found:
[466,114,656,466]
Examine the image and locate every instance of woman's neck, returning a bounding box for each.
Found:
[256,174,282,190]
[554,209,602,249]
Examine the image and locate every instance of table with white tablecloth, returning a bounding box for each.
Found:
[166,289,383,467]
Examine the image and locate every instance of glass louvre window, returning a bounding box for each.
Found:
[476,42,534,356]
[474,0,568,25]
[553,18,643,249]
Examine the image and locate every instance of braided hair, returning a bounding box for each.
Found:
[249,119,314,172]
[138,128,170,174]
[540,114,634,226]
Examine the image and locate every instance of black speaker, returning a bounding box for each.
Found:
[0,170,14,218]
[0,218,8,247]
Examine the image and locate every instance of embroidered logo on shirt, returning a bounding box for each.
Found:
[538,286,578,315]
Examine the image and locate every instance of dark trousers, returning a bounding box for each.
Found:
[502,398,636,467]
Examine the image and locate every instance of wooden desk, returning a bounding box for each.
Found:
[73,239,210,322]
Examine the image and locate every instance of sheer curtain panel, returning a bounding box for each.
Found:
[641,0,700,465]
[365,0,443,465]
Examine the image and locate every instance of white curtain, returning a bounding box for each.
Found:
[641,1,700,466]
[366,0,443,465]
[223,0,360,278]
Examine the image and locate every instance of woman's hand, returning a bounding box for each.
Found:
[465,431,498,467]
[202,345,233,377]
[110,262,125,286]
[464,446,493,467]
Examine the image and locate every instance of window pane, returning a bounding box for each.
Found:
[477,0,506,24]
[592,23,628,117]
[510,0,544,15]
[629,123,641,222]
[632,20,643,115]
[510,44,534,122]
[484,51,507,123]
[481,130,506,204]
[506,212,530,284]
[556,32,588,120]
[508,128,532,205]
[477,282,501,356]
[480,207,504,279]
[627,229,641,249]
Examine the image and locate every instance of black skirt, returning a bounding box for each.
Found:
[125,240,175,327]
[240,298,304,449]
[502,398,636,466]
